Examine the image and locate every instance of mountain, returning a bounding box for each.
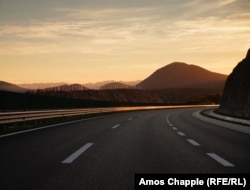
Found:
[100,82,135,90]
[18,82,66,89]
[137,62,227,90]
[84,80,141,89]
[21,81,141,90]
[219,49,250,119]
[0,81,27,93]
[40,84,88,92]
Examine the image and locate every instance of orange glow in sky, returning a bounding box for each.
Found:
[0,0,249,84]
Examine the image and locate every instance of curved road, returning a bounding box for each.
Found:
[1,108,249,189]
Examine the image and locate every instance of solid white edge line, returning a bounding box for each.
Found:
[177,132,186,136]
[112,124,120,129]
[187,139,200,146]
[207,153,234,167]
[62,143,94,164]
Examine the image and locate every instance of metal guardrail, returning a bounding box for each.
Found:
[0,108,112,125]
[0,105,217,126]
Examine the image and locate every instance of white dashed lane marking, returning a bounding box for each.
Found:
[207,153,235,167]
[112,124,120,129]
[62,143,94,164]
[165,115,234,167]
[177,132,186,136]
[187,139,200,146]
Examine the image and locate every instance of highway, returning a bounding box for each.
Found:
[0,108,249,190]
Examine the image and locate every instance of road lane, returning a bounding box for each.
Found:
[168,108,250,171]
[0,108,249,190]
[0,112,140,190]
[43,109,218,190]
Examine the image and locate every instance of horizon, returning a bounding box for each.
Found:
[1,0,249,84]
[3,62,229,86]
[17,80,141,85]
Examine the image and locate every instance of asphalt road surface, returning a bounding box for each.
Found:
[1,108,249,190]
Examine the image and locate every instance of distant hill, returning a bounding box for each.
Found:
[40,84,88,92]
[19,81,141,90]
[137,62,227,90]
[84,80,141,89]
[18,82,66,89]
[100,82,135,90]
[0,81,26,93]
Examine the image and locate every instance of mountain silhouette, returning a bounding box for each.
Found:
[100,82,135,90]
[84,80,141,89]
[42,84,88,92]
[0,81,27,93]
[19,82,66,89]
[137,62,227,90]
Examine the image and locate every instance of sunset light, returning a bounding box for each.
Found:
[1,2,250,189]
[0,0,249,83]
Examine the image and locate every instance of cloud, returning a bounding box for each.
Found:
[0,1,249,56]
[1,0,250,83]
[0,7,161,54]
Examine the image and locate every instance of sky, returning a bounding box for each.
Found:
[0,0,250,84]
